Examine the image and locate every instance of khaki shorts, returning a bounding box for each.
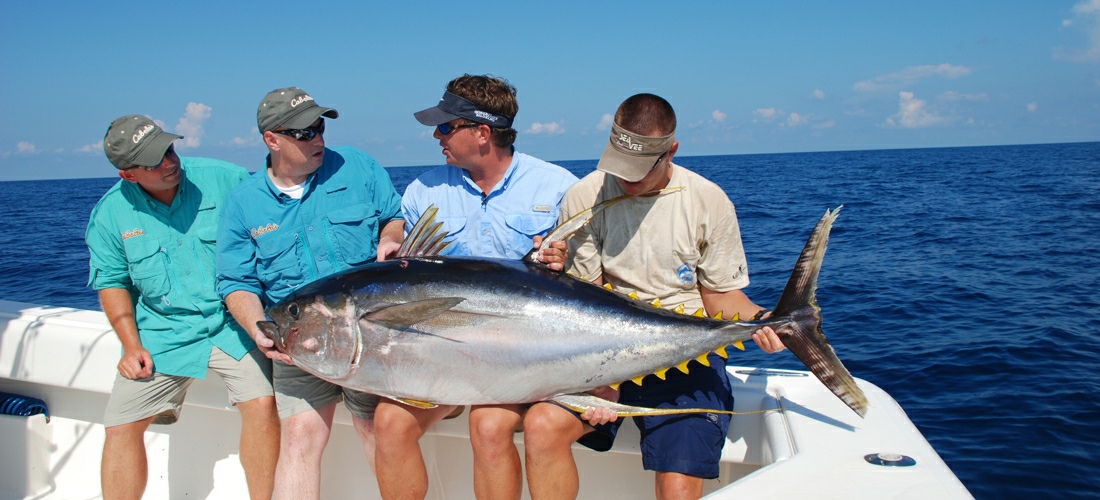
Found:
[273,362,379,421]
[102,347,274,428]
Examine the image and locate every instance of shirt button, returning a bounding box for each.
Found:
[308,226,314,231]
[318,256,324,261]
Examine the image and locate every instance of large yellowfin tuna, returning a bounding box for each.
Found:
[257,206,869,417]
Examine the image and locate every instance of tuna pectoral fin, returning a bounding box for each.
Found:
[548,393,737,417]
[364,297,466,330]
[769,207,870,418]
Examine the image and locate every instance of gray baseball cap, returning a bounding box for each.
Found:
[257,87,339,133]
[596,122,676,182]
[103,115,182,170]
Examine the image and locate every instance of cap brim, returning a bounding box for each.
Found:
[130,130,183,167]
[596,141,657,183]
[414,106,460,126]
[283,107,338,130]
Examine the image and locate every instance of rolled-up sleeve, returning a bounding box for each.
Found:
[86,211,132,291]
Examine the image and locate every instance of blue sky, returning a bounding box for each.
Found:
[2,1,1098,180]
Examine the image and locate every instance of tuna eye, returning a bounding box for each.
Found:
[287,303,301,319]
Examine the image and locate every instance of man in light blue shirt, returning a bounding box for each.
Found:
[217,87,404,499]
[376,74,577,500]
[87,115,278,500]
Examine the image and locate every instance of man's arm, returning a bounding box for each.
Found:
[98,288,154,379]
[376,219,404,262]
[226,290,293,364]
[699,286,785,353]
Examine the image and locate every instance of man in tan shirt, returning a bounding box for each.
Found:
[523,93,785,500]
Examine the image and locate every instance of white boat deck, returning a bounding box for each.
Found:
[0,299,971,499]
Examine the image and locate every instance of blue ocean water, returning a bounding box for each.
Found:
[1,142,1098,498]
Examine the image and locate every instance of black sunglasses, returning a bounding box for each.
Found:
[437,122,482,136]
[275,120,325,141]
[125,145,175,171]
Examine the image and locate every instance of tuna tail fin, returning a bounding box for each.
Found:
[771,206,869,418]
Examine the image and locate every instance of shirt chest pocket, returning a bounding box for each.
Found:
[256,233,305,294]
[326,204,380,266]
[125,238,172,299]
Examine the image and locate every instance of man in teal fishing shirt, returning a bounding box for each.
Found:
[86,115,279,500]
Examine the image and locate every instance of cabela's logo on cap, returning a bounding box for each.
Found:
[132,124,155,144]
[290,95,314,108]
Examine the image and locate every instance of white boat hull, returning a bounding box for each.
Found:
[0,299,970,499]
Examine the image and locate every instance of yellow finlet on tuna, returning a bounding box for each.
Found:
[650,298,662,308]
[695,353,711,367]
[631,375,646,385]
[609,382,621,391]
[716,346,729,358]
[732,341,745,351]
[603,283,613,290]
[628,290,639,300]
[731,312,740,321]
[673,304,684,314]
[655,368,669,380]
[676,360,691,374]
[713,311,724,320]
[692,308,705,317]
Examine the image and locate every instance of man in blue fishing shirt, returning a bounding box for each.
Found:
[86,115,279,500]
[380,74,576,499]
[216,87,404,499]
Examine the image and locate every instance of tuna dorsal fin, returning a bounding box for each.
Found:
[397,205,454,258]
[364,298,466,330]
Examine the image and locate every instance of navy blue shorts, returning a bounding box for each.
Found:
[574,352,733,479]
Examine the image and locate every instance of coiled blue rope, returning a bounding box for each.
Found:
[0,391,50,423]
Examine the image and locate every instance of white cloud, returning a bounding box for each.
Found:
[175,102,212,148]
[885,91,944,128]
[16,142,36,154]
[525,121,565,135]
[1055,0,1100,62]
[230,127,261,147]
[786,112,806,127]
[712,110,727,122]
[596,114,613,131]
[77,142,100,153]
[812,89,826,100]
[753,108,778,121]
[1027,102,1038,112]
[939,91,989,101]
[854,64,972,92]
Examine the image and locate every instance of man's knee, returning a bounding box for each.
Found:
[523,404,579,452]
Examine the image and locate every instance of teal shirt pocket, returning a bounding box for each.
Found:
[125,237,172,301]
